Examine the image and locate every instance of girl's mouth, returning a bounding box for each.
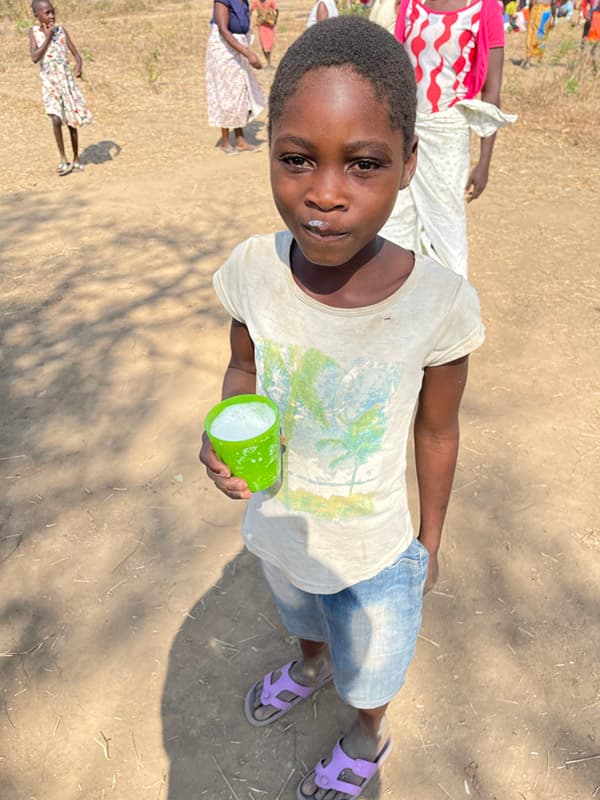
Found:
[304,220,348,239]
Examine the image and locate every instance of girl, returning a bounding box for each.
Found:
[206,0,266,154]
[201,17,485,800]
[379,0,516,276]
[251,0,278,69]
[522,0,557,66]
[29,0,93,177]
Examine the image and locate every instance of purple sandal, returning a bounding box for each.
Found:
[297,738,393,799]
[244,661,332,727]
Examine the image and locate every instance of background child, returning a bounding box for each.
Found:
[380,0,516,277]
[251,0,278,69]
[29,0,93,176]
[200,17,485,800]
[582,0,600,63]
[206,0,265,154]
[523,0,557,67]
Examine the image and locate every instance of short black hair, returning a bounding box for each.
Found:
[269,16,416,159]
[31,0,51,12]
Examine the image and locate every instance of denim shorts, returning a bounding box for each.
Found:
[261,537,429,709]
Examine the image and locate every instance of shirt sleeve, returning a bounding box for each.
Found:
[424,279,485,367]
[213,241,248,324]
[485,0,506,48]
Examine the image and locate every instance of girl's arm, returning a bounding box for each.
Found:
[64,28,83,78]
[465,47,504,202]
[414,355,469,593]
[214,2,262,68]
[199,319,257,500]
[29,24,54,63]
[316,1,330,20]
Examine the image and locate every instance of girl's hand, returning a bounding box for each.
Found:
[465,161,490,203]
[423,549,439,594]
[247,50,263,69]
[199,432,252,500]
[74,63,82,78]
[44,22,56,36]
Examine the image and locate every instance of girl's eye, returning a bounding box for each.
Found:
[281,154,311,168]
[353,160,381,171]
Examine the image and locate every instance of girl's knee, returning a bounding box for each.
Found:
[49,115,62,128]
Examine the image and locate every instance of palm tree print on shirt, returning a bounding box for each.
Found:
[256,339,398,519]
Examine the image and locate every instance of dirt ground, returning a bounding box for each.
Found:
[1,2,599,799]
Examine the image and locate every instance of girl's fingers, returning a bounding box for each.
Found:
[199,434,251,499]
[199,434,229,474]
[208,470,251,499]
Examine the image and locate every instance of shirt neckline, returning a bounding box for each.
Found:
[414,0,481,14]
[278,231,423,317]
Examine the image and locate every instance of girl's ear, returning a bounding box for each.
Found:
[399,136,418,190]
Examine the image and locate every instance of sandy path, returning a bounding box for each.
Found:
[1,4,599,799]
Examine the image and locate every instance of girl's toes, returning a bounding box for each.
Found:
[252,681,263,711]
[299,773,317,798]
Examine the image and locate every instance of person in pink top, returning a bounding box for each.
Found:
[251,0,278,68]
[379,0,516,276]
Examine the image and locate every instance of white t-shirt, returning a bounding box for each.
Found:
[213,232,484,593]
[307,0,339,27]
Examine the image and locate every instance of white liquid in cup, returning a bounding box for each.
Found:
[209,402,276,442]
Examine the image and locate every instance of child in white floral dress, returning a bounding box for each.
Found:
[29,0,93,176]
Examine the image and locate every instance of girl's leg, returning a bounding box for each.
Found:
[264,49,272,67]
[250,561,332,723]
[219,127,234,152]
[250,638,332,722]
[298,703,391,800]
[298,539,428,799]
[234,127,258,151]
[68,125,80,166]
[50,115,67,163]
[296,638,332,681]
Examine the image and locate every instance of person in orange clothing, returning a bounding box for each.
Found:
[582,0,600,56]
[251,0,278,68]
[522,0,557,67]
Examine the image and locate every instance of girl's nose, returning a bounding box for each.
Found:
[305,168,347,212]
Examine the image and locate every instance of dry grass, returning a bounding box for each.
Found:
[504,26,600,146]
[1,0,153,22]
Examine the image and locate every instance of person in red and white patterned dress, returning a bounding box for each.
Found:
[380,0,516,277]
[29,0,93,176]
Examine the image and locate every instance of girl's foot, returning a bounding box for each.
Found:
[235,140,262,152]
[72,161,84,171]
[245,653,333,725]
[57,162,73,176]
[219,144,238,155]
[297,716,392,800]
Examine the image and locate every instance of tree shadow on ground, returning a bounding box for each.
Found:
[0,185,245,798]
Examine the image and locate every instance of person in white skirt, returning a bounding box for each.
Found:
[380,0,516,277]
[206,0,266,154]
[307,0,338,27]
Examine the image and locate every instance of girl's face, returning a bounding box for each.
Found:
[270,67,416,268]
[34,1,56,26]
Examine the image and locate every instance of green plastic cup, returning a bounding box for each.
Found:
[204,394,281,492]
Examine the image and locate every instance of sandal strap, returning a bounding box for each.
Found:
[314,739,382,797]
[260,661,315,711]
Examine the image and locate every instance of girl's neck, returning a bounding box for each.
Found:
[290,238,414,309]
